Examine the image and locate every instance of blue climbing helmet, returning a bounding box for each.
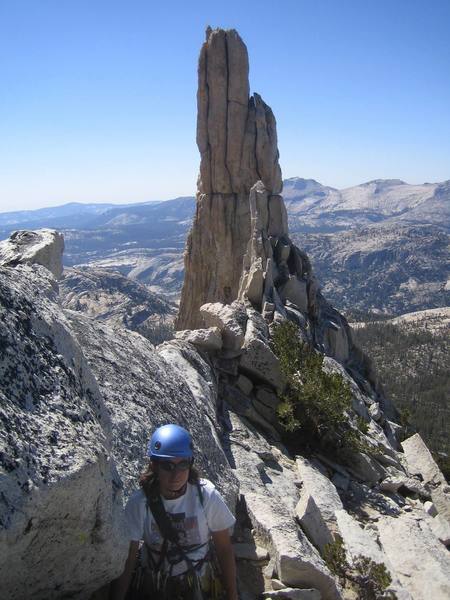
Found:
[147,424,194,460]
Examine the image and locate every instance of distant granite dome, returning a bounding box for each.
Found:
[283,177,337,195]
[363,178,407,186]
[285,177,326,188]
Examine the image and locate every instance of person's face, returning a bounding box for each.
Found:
[152,458,191,498]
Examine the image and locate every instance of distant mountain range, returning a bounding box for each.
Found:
[282,177,449,314]
[294,224,449,315]
[0,197,195,232]
[283,177,450,232]
[2,178,449,233]
[1,178,448,313]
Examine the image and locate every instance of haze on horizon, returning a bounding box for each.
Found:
[1,0,449,213]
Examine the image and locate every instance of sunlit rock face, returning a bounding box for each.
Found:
[0,262,127,599]
[0,234,237,600]
[0,228,64,279]
[176,28,282,330]
[176,28,354,380]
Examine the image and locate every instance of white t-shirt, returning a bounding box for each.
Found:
[125,478,235,576]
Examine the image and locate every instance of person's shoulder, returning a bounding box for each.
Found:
[124,488,147,541]
[197,478,222,502]
[198,477,216,493]
[197,479,236,530]
[125,487,146,509]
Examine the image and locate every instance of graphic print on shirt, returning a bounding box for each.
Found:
[150,512,201,546]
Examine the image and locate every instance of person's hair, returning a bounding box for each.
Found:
[139,460,201,490]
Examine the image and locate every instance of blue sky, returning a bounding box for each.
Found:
[1,0,449,212]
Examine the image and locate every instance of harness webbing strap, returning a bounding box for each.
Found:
[143,480,207,575]
[196,480,204,507]
[146,482,179,543]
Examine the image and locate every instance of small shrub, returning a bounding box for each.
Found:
[399,407,411,428]
[352,556,396,600]
[357,416,370,435]
[338,429,373,460]
[276,400,301,431]
[323,537,397,599]
[323,535,347,578]
[398,407,414,442]
[271,321,358,455]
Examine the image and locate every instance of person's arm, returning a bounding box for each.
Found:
[211,529,238,600]
[110,541,139,600]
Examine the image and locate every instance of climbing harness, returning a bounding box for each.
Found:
[141,480,226,600]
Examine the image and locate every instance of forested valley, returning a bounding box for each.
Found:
[351,315,449,479]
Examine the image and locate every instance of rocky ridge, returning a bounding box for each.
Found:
[172,27,450,600]
[389,306,450,332]
[1,231,449,598]
[60,266,176,343]
[71,248,186,302]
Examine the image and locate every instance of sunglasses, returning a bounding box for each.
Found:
[157,459,192,473]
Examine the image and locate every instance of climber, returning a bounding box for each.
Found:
[111,424,238,600]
